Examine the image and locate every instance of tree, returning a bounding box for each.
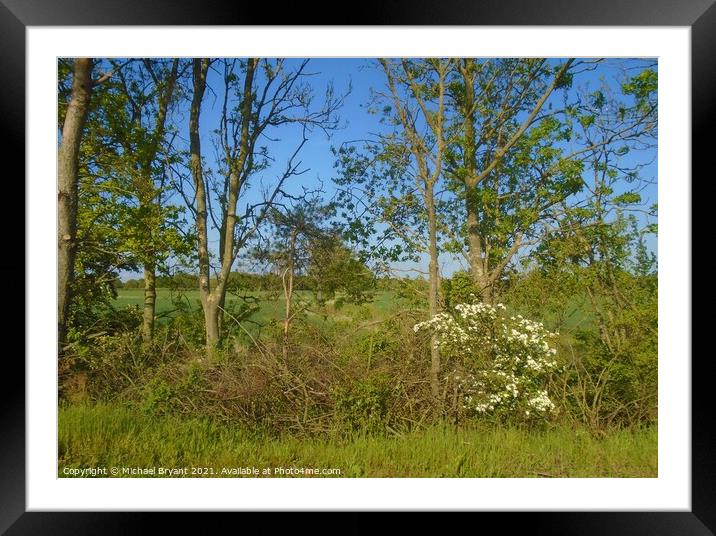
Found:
[68,154,138,334]
[58,58,129,347]
[335,58,452,401]
[534,191,657,428]
[306,235,375,307]
[256,201,334,358]
[446,59,657,303]
[448,58,576,302]
[187,58,344,351]
[110,58,184,343]
[527,67,658,427]
[253,198,375,358]
[58,58,93,348]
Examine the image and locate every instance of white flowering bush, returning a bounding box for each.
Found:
[414,300,560,421]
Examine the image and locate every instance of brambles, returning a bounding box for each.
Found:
[60,280,657,436]
[333,373,394,435]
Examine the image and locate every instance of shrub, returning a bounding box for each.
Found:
[141,377,174,415]
[333,373,394,435]
[62,331,148,400]
[414,299,560,423]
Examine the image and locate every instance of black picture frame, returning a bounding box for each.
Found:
[6,0,706,532]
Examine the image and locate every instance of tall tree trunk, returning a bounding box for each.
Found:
[379,58,449,405]
[138,59,179,343]
[460,59,492,301]
[217,291,226,337]
[142,263,156,343]
[189,59,214,349]
[465,193,491,301]
[203,296,221,349]
[58,58,93,349]
[217,218,227,334]
[202,281,225,352]
[189,58,252,351]
[209,59,258,345]
[426,185,441,402]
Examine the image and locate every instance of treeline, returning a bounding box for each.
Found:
[119,272,294,292]
[118,272,412,292]
[119,270,383,294]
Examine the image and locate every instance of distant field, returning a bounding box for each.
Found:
[114,288,259,314]
[113,287,592,333]
[113,288,398,326]
[58,403,657,478]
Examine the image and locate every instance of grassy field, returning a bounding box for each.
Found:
[59,404,657,478]
[113,287,591,331]
[113,288,397,325]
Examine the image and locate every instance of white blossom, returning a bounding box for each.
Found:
[414,300,559,420]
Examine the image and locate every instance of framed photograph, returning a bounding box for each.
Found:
[8,0,706,532]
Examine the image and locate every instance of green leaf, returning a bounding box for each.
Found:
[612,192,642,206]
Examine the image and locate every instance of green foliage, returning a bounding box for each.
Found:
[442,270,480,310]
[333,373,394,435]
[183,362,204,389]
[333,59,453,266]
[67,59,193,342]
[62,269,656,440]
[612,192,642,206]
[122,278,144,289]
[527,179,658,428]
[307,237,376,305]
[62,331,149,400]
[503,270,586,333]
[393,277,429,310]
[69,165,137,333]
[622,68,657,112]
[141,377,174,415]
[140,361,206,415]
[163,305,208,347]
[511,264,657,429]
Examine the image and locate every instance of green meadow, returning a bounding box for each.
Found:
[59,403,657,478]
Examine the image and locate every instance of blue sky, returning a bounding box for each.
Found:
[120,57,657,280]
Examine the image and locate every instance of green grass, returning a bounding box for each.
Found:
[113,288,399,327]
[59,403,657,478]
[114,288,264,315]
[114,287,591,330]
